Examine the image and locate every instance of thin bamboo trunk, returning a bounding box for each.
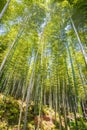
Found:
[23,71,35,130]
[67,41,78,106]
[67,42,78,130]
[18,57,32,130]
[23,50,38,130]
[0,29,23,72]
[70,17,87,65]
[58,77,63,130]
[55,83,58,122]
[72,42,87,97]
[62,78,68,130]
[18,87,26,130]
[0,0,11,19]
[49,79,52,122]
[43,88,46,105]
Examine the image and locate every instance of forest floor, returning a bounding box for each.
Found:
[0,93,87,130]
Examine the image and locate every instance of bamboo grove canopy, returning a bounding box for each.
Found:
[0,0,87,130]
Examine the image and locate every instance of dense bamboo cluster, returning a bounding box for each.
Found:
[0,0,87,130]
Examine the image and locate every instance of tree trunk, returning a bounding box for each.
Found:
[70,17,87,65]
[0,29,23,72]
[0,0,11,19]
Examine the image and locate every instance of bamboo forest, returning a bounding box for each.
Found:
[0,0,87,130]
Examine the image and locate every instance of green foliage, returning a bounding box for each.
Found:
[0,0,7,12]
[0,0,87,129]
[70,119,87,130]
[0,94,20,125]
[72,0,87,28]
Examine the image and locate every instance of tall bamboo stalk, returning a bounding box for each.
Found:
[0,0,11,19]
[0,29,23,72]
[66,41,78,130]
[70,17,87,65]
